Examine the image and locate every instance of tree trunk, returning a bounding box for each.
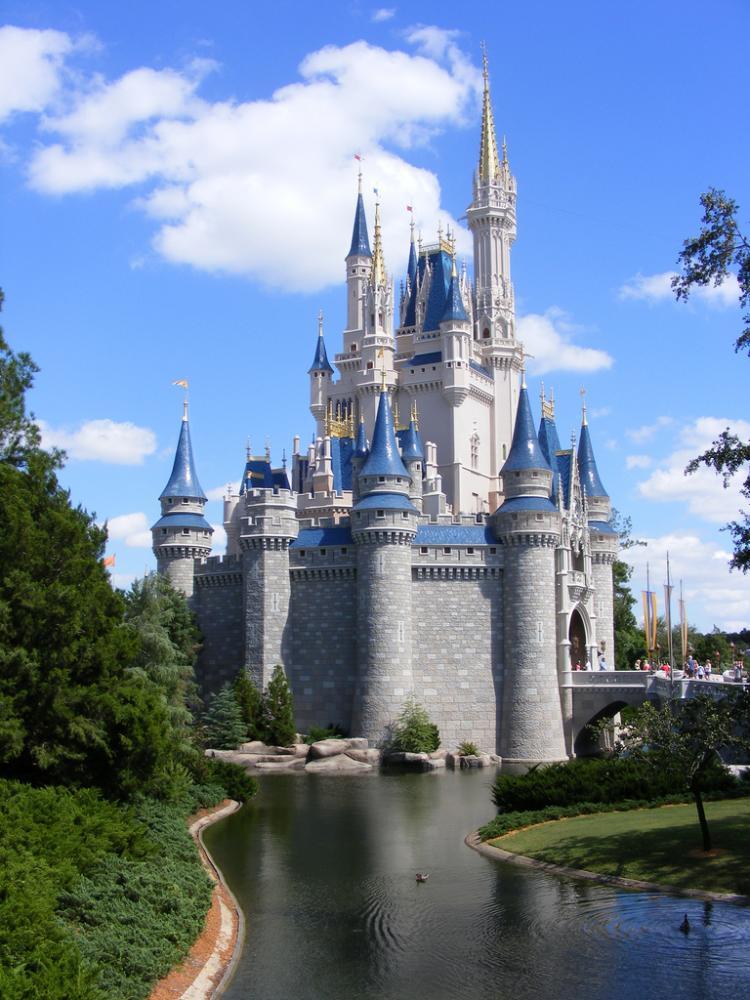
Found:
[692,784,712,852]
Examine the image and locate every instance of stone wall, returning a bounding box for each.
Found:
[194,557,244,694]
[287,569,358,733]
[411,567,503,753]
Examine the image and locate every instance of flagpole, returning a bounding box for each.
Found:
[665,551,674,687]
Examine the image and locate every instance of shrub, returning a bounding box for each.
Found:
[390,697,440,753]
[304,724,347,744]
[203,684,247,749]
[264,665,296,747]
[202,757,258,803]
[233,670,267,742]
[458,741,479,757]
[490,756,738,814]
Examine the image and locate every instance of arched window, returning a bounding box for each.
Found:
[470,432,480,470]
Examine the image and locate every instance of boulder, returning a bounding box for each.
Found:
[347,738,369,750]
[291,743,310,757]
[267,745,297,756]
[238,741,268,754]
[255,758,305,771]
[305,754,372,773]
[445,751,461,769]
[383,751,432,770]
[345,748,382,765]
[429,749,448,760]
[426,757,446,769]
[308,738,351,759]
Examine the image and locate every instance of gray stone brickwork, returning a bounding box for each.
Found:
[194,555,244,692]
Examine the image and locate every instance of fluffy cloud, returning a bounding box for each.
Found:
[106,511,152,548]
[636,416,750,525]
[624,532,750,633]
[14,30,481,291]
[618,271,740,308]
[625,415,674,444]
[0,26,73,122]
[516,308,613,374]
[626,454,652,470]
[210,523,227,554]
[372,8,396,21]
[206,482,240,501]
[39,418,157,464]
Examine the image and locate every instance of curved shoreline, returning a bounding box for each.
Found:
[149,799,245,1000]
[465,831,750,905]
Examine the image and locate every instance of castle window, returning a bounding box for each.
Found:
[483,328,490,339]
[443,547,451,554]
[320,548,327,555]
[470,432,480,470]
[401,512,408,519]
[340,547,348,554]
[167,498,173,504]
[182,498,189,503]
[490,547,496,554]
[536,514,543,521]
[379,476,386,482]
[467,547,474,554]
[502,444,507,460]
[162,529,167,535]
[367,361,373,369]
[299,551,306,557]
[376,510,385,518]
[182,528,190,535]
[420,547,428,554]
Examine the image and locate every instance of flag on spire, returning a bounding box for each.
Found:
[172,378,189,390]
[102,554,116,568]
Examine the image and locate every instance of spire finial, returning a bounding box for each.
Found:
[182,398,189,422]
[246,437,251,460]
[318,309,324,337]
[502,134,508,164]
[411,398,419,428]
[378,347,387,391]
[478,46,501,184]
[580,385,588,426]
[371,194,386,287]
[521,361,526,390]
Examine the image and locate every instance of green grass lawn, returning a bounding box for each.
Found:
[489,798,750,896]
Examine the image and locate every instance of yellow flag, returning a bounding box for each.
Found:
[172,378,189,389]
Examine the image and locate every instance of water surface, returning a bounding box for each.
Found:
[204,770,750,1000]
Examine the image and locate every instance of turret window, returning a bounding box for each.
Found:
[471,432,480,470]
[182,528,190,535]
[376,510,385,518]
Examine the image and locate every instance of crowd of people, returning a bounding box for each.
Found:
[632,654,747,682]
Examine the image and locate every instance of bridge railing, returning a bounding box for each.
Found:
[562,671,649,689]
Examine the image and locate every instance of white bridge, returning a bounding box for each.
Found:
[562,670,746,755]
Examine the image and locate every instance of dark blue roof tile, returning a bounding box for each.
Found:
[501,386,550,474]
[291,525,353,548]
[347,192,371,258]
[441,265,468,323]
[400,419,424,461]
[588,519,618,535]
[497,495,557,514]
[353,419,369,458]
[360,391,409,479]
[152,512,213,532]
[308,333,334,374]
[578,422,608,498]
[469,359,492,380]
[414,524,495,545]
[406,351,442,367]
[352,491,417,512]
[423,249,453,331]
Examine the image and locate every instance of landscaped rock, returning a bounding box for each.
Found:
[255,758,305,771]
[445,751,461,769]
[268,746,297,756]
[429,749,448,760]
[345,748,382,765]
[291,743,310,757]
[237,741,267,754]
[347,738,369,751]
[383,751,432,770]
[308,738,351,759]
[426,757,446,769]
[305,754,372,772]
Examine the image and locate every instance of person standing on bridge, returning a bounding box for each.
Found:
[598,650,608,671]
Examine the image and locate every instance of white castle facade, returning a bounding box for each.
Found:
[152,62,618,771]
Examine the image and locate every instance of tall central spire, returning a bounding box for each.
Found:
[478,48,501,185]
[371,198,386,287]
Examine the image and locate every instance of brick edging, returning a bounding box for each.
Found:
[464,831,750,905]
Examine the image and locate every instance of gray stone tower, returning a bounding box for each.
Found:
[493,379,567,772]
[351,388,418,745]
[240,485,299,691]
[577,404,617,667]
[151,401,213,599]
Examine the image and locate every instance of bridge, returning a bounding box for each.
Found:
[563,671,747,755]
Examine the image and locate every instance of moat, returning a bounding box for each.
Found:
[203,771,750,1000]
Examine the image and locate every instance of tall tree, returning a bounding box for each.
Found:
[264,665,296,747]
[610,509,646,669]
[673,190,750,570]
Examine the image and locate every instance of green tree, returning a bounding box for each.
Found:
[610,510,646,669]
[673,189,750,570]
[264,665,296,747]
[609,692,750,851]
[203,685,247,750]
[0,293,174,796]
[233,670,267,742]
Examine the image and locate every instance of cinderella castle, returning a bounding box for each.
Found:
[152,59,618,770]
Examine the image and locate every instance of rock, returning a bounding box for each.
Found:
[255,758,305,771]
[459,754,481,769]
[305,754,372,773]
[426,757,446,769]
[345,748,382,765]
[291,743,310,757]
[445,752,461,769]
[237,741,268,753]
[383,751,432,770]
[478,753,493,767]
[268,745,297,756]
[308,738,350,759]
[429,749,448,760]
[347,738,369,750]
[490,754,502,765]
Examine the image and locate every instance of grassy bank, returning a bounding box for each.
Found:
[488,798,750,895]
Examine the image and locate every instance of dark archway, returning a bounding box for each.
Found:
[574,700,629,757]
[568,608,587,670]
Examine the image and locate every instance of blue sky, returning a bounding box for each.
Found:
[1,0,748,632]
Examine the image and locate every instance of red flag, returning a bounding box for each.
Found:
[103,554,116,568]
[406,205,413,212]
[354,153,362,161]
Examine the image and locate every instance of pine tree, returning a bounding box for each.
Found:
[204,685,247,750]
[264,665,296,747]
[233,670,267,742]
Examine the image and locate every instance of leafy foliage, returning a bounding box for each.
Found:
[458,741,479,756]
[490,755,737,815]
[200,756,258,803]
[233,669,267,742]
[203,684,247,749]
[606,692,750,850]
[303,723,347,744]
[263,664,297,747]
[673,189,750,571]
[389,697,440,753]
[0,289,50,470]
[609,509,646,669]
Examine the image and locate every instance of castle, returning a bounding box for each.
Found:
[152,59,618,771]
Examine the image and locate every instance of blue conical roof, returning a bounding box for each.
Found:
[441,264,468,324]
[501,386,551,474]
[400,418,424,461]
[538,414,562,497]
[353,418,369,458]
[160,414,206,500]
[578,421,608,498]
[308,332,334,374]
[347,192,371,258]
[407,235,417,285]
[360,391,409,478]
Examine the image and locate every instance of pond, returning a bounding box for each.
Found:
[203,770,750,1000]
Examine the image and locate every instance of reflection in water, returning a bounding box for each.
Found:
[203,771,750,1000]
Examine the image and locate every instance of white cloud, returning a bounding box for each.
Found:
[625,415,674,444]
[0,26,72,122]
[618,270,740,308]
[111,571,137,591]
[106,511,153,548]
[17,31,481,291]
[39,418,157,464]
[211,523,227,554]
[624,532,750,633]
[516,308,613,374]
[636,416,750,524]
[372,8,396,22]
[626,454,652,470]
[206,481,240,501]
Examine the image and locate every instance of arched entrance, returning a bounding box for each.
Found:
[568,608,587,670]
[574,700,628,757]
